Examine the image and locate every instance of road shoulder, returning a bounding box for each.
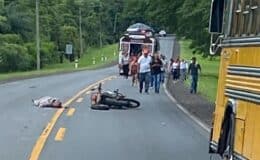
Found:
[165,79,214,131]
[165,38,214,131]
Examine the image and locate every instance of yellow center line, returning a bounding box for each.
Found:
[66,108,76,117]
[55,128,66,141]
[29,76,115,160]
[76,97,84,103]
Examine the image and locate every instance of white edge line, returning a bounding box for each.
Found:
[163,83,211,133]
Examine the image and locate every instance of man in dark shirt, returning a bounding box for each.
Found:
[151,53,162,93]
[188,57,201,94]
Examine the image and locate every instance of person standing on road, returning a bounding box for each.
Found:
[137,47,152,94]
[121,52,130,79]
[150,55,155,88]
[180,59,188,81]
[188,57,201,94]
[175,58,180,79]
[160,54,167,84]
[172,60,178,80]
[129,56,138,86]
[151,53,163,93]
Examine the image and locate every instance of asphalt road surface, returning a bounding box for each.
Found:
[0,37,212,160]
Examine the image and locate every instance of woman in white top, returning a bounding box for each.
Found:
[180,59,188,81]
[172,60,178,80]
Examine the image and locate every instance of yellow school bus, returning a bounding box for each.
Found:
[208,0,259,159]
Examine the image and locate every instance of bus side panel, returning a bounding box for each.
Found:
[211,48,230,143]
[243,103,256,159]
[212,105,225,143]
[234,101,247,154]
[234,118,245,154]
[252,105,260,160]
[229,47,260,160]
[229,47,260,67]
[211,46,260,160]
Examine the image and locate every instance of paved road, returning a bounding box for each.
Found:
[0,67,115,160]
[0,37,211,160]
[40,77,210,160]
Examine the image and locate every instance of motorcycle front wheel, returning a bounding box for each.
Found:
[120,98,140,108]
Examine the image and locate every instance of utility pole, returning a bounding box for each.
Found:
[99,21,102,49]
[79,7,83,56]
[99,1,102,49]
[36,0,40,70]
[113,13,117,33]
[113,13,118,43]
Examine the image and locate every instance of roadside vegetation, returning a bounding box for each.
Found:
[180,40,220,102]
[0,0,210,73]
[0,44,118,82]
[0,0,216,101]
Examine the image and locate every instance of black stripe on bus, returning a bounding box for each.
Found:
[228,65,260,77]
[225,88,260,104]
[221,37,260,47]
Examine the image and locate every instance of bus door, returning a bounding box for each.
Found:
[129,43,142,56]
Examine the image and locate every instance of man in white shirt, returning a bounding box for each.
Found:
[137,47,152,94]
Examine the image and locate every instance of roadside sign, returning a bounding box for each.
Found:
[66,44,73,54]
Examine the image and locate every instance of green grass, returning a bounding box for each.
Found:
[180,40,220,102]
[79,44,118,67]
[0,44,118,82]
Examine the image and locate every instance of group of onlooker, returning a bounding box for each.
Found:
[118,47,201,94]
[169,58,189,81]
[168,56,201,93]
[119,47,167,94]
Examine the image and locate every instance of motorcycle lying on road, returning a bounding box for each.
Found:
[90,83,140,110]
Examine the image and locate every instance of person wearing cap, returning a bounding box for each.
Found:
[137,47,152,94]
[188,57,201,94]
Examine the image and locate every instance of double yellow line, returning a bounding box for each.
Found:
[29,76,116,160]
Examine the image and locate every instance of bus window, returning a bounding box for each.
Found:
[236,0,243,36]
[250,0,259,35]
[231,0,242,36]
[255,0,259,36]
[242,0,250,36]
[209,0,225,33]
[223,0,232,36]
